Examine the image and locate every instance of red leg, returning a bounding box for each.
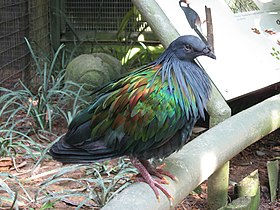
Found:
[130,157,174,201]
[141,160,177,182]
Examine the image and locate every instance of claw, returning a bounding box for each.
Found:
[135,175,169,185]
[155,167,178,181]
[130,157,176,202]
[141,159,178,181]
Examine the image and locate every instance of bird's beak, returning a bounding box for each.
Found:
[203,47,216,59]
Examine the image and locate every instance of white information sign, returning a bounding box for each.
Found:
[155,0,280,100]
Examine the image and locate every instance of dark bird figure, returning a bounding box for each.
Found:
[49,35,215,200]
[179,1,208,45]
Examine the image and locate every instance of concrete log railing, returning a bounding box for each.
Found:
[102,94,280,210]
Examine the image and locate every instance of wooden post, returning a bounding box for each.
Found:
[49,0,62,50]
[208,162,230,209]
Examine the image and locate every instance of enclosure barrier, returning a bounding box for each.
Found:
[102,94,280,210]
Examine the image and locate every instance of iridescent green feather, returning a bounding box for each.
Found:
[49,35,214,163]
[85,64,191,155]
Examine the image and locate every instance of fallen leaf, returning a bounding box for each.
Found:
[0,157,13,172]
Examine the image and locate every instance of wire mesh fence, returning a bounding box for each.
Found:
[58,0,154,43]
[29,0,50,56]
[28,0,51,83]
[0,0,30,89]
[64,0,148,32]
[0,0,50,89]
[1,0,154,91]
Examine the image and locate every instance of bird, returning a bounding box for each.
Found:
[179,0,208,45]
[49,35,215,201]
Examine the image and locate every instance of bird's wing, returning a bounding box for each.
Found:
[66,64,190,157]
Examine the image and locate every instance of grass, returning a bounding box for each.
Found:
[0,37,143,209]
[35,159,137,209]
[0,11,165,206]
[0,40,91,133]
[0,158,137,209]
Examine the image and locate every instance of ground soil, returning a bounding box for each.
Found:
[1,129,279,209]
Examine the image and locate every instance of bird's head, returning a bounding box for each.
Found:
[169,35,216,61]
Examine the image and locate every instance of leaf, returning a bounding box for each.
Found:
[40,201,54,210]
[267,160,279,202]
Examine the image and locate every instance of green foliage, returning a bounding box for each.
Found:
[0,11,163,207]
[0,173,33,209]
[267,160,279,202]
[0,39,91,170]
[35,158,137,209]
[39,201,55,210]
[0,38,141,209]
[116,6,142,41]
[271,47,280,60]
[0,39,90,133]
[113,7,163,69]
[0,128,45,160]
[224,0,259,13]
[61,5,163,71]
[121,44,163,70]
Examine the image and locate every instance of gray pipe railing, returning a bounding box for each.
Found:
[102,94,280,210]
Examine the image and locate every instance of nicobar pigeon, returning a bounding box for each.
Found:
[179,0,208,45]
[49,35,215,200]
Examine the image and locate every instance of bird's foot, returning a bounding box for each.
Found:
[134,176,174,202]
[141,160,178,182]
[130,157,174,202]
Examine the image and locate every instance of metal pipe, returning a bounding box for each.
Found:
[102,94,280,210]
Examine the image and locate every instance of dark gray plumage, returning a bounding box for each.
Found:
[49,35,215,200]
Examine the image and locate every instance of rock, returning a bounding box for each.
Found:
[65,53,125,91]
[255,151,265,156]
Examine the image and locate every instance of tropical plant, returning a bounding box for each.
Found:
[35,158,137,209]
[0,39,90,133]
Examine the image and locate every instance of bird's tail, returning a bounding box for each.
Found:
[49,137,121,163]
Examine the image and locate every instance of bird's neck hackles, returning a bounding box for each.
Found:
[150,54,211,120]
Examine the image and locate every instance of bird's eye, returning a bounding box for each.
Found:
[184,45,192,51]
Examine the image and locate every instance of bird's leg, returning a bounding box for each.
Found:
[140,160,177,183]
[130,157,174,201]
